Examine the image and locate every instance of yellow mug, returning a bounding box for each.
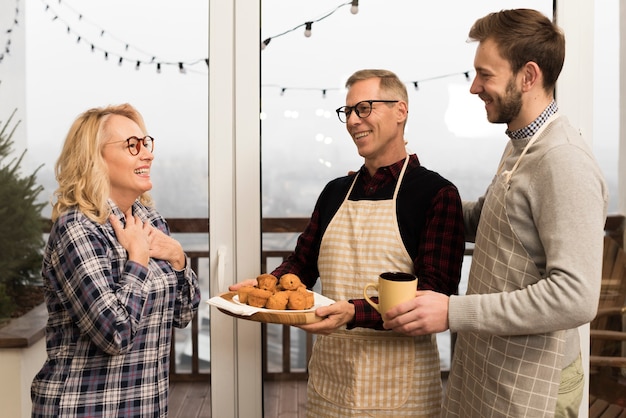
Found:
[363,272,418,314]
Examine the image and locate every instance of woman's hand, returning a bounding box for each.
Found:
[146,227,186,270]
[110,208,150,266]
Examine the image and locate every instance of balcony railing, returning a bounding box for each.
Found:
[39,214,626,384]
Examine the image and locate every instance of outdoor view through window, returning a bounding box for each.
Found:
[260,0,618,374]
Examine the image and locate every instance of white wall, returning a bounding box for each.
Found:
[0,338,46,418]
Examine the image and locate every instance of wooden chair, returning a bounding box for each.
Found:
[590,236,626,371]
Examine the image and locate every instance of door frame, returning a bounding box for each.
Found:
[209,1,263,416]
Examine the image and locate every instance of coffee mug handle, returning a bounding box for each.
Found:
[363,282,380,313]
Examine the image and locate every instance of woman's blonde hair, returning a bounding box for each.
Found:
[51,103,153,223]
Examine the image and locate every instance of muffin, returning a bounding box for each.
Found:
[298,286,314,309]
[288,289,311,310]
[265,291,290,310]
[247,288,272,308]
[257,274,278,292]
[237,285,255,304]
[279,273,303,291]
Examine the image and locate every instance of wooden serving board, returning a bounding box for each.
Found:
[216,292,325,325]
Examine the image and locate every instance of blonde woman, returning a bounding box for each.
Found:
[31,103,201,417]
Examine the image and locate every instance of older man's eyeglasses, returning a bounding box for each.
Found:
[335,100,399,123]
[106,136,155,156]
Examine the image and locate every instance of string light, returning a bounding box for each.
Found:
[22,0,472,88]
[0,0,20,64]
[261,1,357,50]
[39,0,209,75]
[263,71,473,98]
[34,0,360,73]
[304,22,313,38]
[350,0,359,14]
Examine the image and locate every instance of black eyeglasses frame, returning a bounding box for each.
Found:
[335,100,399,123]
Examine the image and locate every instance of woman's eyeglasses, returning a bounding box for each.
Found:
[105,136,155,156]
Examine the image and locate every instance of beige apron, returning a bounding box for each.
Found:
[307,156,442,417]
[443,114,566,417]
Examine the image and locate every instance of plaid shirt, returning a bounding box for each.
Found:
[272,154,465,329]
[31,200,201,418]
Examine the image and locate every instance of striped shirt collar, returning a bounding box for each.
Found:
[506,100,558,140]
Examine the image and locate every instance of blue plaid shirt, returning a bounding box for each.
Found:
[31,200,201,418]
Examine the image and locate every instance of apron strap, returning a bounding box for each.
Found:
[501,113,559,184]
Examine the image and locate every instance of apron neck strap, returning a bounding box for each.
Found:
[501,113,559,184]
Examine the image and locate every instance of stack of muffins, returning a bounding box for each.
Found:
[237,273,314,310]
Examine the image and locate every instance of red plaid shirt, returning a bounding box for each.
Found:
[272,154,465,330]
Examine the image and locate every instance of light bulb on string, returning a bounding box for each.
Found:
[157,63,161,74]
[304,22,313,38]
[464,71,470,81]
[118,57,123,66]
[350,0,359,14]
[261,38,271,50]
[135,61,140,70]
[179,62,186,74]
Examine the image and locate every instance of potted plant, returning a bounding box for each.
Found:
[0,109,45,326]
